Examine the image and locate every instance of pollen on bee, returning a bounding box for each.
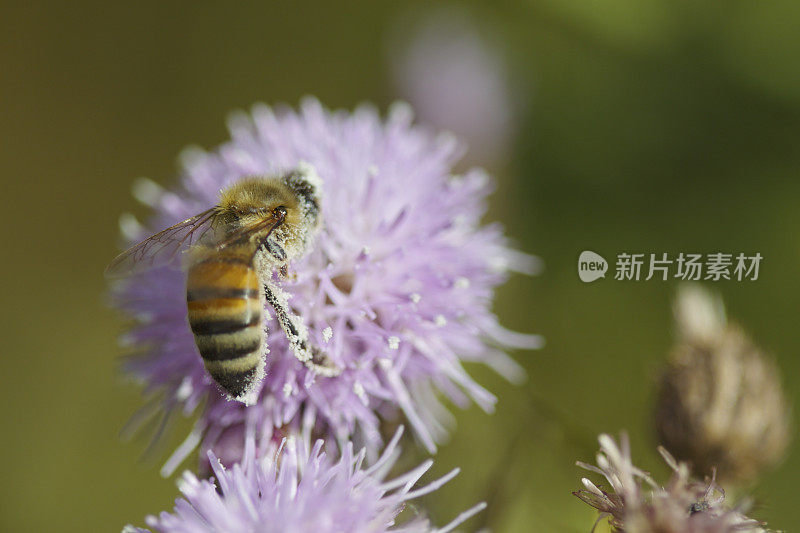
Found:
[296,160,323,192]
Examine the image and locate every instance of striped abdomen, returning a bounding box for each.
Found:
[186,253,263,400]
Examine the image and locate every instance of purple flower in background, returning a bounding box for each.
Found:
[389,10,524,169]
[113,98,541,470]
[124,429,486,533]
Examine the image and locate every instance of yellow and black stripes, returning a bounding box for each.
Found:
[186,255,264,399]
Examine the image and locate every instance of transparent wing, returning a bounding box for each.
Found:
[105,208,218,277]
[106,206,287,278]
[211,210,286,258]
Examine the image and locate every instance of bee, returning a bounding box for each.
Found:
[106,166,340,404]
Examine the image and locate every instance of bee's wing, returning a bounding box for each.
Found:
[211,213,286,258]
[105,208,218,277]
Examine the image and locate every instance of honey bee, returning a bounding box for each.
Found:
[107,166,340,404]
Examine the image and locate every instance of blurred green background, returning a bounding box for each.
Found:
[1,1,798,531]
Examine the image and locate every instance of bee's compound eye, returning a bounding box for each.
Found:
[273,206,287,220]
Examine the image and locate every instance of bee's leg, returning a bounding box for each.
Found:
[262,241,295,280]
[263,281,341,376]
[279,264,297,281]
[263,280,310,362]
[262,238,287,263]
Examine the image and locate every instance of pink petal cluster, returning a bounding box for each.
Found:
[125,429,485,533]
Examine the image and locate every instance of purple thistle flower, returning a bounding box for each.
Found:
[124,428,486,533]
[113,98,541,469]
[389,10,523,169]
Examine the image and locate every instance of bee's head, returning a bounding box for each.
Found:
[219,166,322,261]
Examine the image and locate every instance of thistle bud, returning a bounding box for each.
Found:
[655,284,791,484]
